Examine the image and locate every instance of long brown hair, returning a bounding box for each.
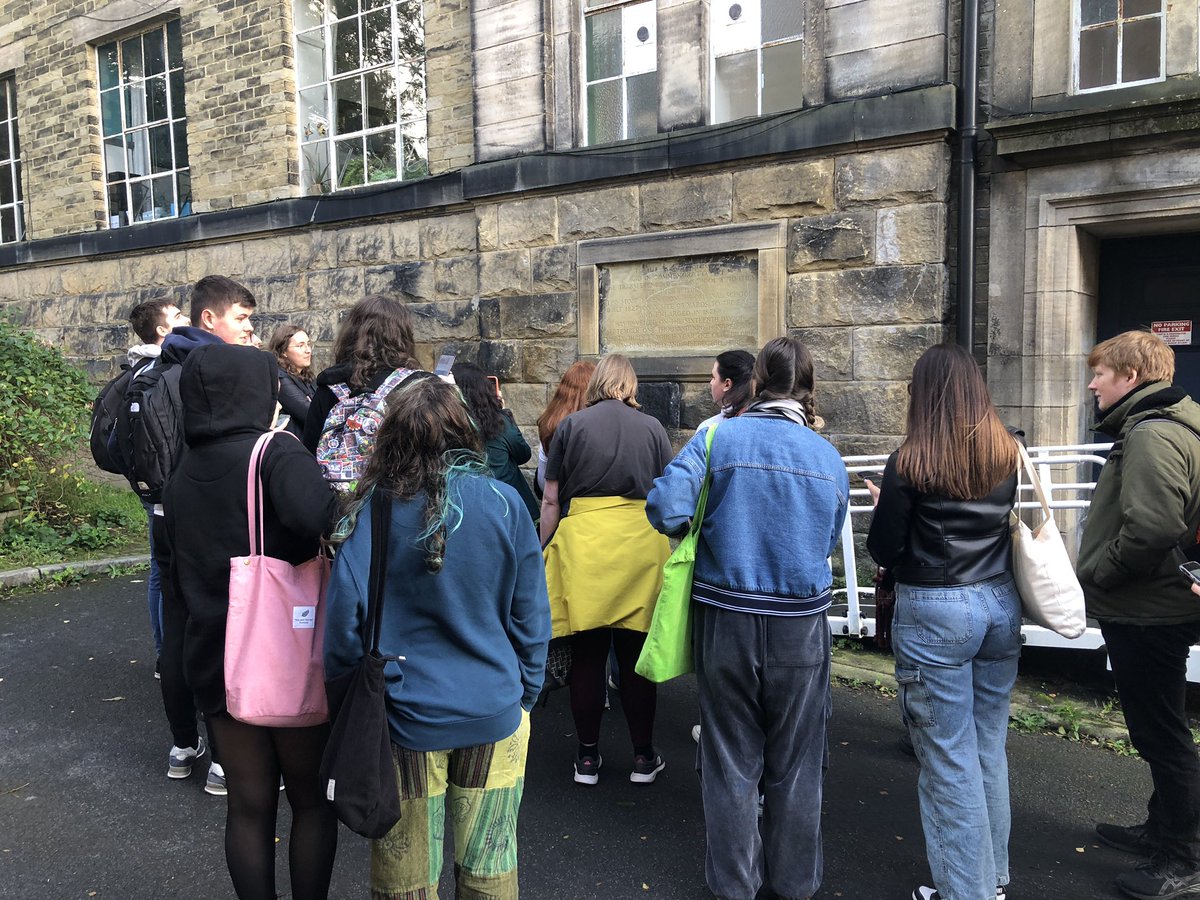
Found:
[538,360,596,447]
[354,378,487,572]
[268,323,313,381]
[751,336,824,429]
[895,344,1018,499]
[332,295,418,390]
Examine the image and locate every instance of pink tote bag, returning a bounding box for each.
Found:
[225,431,331,727]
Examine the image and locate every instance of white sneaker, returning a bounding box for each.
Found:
[167,738,207,779]
[691,724,701,744]
[205,762,227,796]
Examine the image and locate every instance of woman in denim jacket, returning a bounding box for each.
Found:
[646,337,849,900]
[865,344,1021,900]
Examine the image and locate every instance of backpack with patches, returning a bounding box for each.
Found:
[112,360,186,503]
[89,357,153,474]
[316,367,429,492]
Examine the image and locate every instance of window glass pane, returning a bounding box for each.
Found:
[125,82,148,128]
[101,89,122,137]
[127,130,151,178]
[714,50,758,122]
[586,10,622,81]
[626,71,657,138]
[335,76,364,133]
[14,162,21,202]
[170,70,186,118]
[762,39,803,113]
[365,69,397,127]
[167,19,183,67]
[297,29,327,86]
[0,123,9,162]
[144,29,166,76]
[1,208,15,244]
[0,163,12,205]
[103,137,125,179]
[99,43,120,90]
[366,129,397,182]
[763,0,803,42]
[1122,0,1160,16]
[587,79,622,143]
[1122,16,1161,81]
[396,0,424,59]
[401,118,428,178]
[302,140,331,193]
[397,59,425,122]
[301,86,330,138]
[122,36,144,79]
[173,120,190,168]
[333,18,361,74]
[147,75,168,122]
[0,82,8,121]
[1079,23,1118,88]
[333,0,357,16]
[149,123,173,173]
[177,171,192,214]
[336,136,364,187]
[151,175,175,218]
[363,9,393,68]
[1080,0,1118,26]
[131,179,153,222]
[294,0,324,31]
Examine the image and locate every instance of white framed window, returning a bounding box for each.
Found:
[1074,0,1164,93]
[97,21,191,228]
[582,0,658,145]
[0,76,25,244]
[710,0,803,124]
[294,0,428,194]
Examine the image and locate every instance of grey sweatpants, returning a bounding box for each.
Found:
[694,603,831,900]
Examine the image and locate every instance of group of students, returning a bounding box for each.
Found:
[106,277,1200,900]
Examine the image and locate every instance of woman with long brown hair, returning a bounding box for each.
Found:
[535,359,596,494]
[324,377,550,899]
[267,324,315,439]
[865,343,1021,900]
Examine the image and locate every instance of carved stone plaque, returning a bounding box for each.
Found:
[598,253,759,356]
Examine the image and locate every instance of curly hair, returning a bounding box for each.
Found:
[332,295,418,391]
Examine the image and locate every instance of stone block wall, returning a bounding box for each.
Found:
[0,139,951,456]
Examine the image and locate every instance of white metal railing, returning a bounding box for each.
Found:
[829,442,1200,684]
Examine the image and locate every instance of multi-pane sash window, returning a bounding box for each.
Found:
[583,0,658,145]
[98,21,191,227]
[0,76,24,243]
[711,0,803,123]
[1075,0,1164,92]
[294,0,428,193]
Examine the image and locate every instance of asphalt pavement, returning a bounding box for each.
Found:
[0,575,1155,899]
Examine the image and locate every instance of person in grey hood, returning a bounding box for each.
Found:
[163,342,340,900]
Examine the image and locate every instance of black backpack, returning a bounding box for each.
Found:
[112,360,185,502]
[89,357,152,474]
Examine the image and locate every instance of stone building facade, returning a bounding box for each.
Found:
[12,0,1181,458]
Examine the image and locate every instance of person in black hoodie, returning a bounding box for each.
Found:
[164,343,340,900]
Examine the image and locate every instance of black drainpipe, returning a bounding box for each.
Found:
[956,0,980,350]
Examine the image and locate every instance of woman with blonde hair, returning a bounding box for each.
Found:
[535,359,597,494]
[865,343,1022,900]
[541,354,673,786]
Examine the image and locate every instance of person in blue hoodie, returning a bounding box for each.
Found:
[324,376,551,900]
[646,336,849,900]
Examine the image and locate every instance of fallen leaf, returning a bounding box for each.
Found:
[100,696,125,702]
[1076,847,1085,853]
[642,884,649,891]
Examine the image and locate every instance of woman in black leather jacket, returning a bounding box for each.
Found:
[865,344,1021,900]
[267,324,315,440]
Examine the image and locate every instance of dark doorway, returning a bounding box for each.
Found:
[1098,232,1200,402]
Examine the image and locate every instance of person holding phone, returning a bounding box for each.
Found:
[1076,330,1200,900]
[452,362,539,521]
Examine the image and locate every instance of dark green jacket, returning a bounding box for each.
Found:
[486,414,540,522]
[1078,382,1200,624]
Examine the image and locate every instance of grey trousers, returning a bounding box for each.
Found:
[694,603,831,900]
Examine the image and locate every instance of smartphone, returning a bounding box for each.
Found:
[434,353,456,376]
[486,375,501,397]
[1182,561,1200,587]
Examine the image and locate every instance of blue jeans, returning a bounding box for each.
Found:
[143,502,163,656]
[892,573,1021,900]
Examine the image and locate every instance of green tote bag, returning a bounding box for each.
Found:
[636,421,718,683]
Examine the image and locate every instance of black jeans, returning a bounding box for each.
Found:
[1102,620,1200,866]
[152,513,206,754]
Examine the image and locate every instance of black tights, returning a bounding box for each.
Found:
[206,714,337,900]
[569,627,657,748]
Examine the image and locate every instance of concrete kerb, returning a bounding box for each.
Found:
[831,644,1132,746]
[0,554,150,589]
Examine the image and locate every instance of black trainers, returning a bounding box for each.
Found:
[573,755,601,786]
[1099,822,1158,856]
[1116,855,1200,899]
[629,753,665,784]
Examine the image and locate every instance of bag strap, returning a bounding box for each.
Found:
[365,492,393,656]
[245,432,276,556]
[1016,443,1052,532]
[689,422,720,537]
